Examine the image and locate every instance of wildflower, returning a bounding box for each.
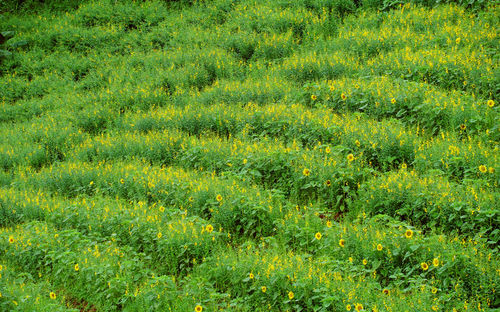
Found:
[8,236,14,244]
[120,178,125,184]
[487,100,495,107]
[431,305,438,311]
[243,158,248,164]
[355,84,360,89]
[325,180,332,187]
[326,220,332,227]
[382,289,390,295]
[74,264,79,271]
[362,259,368,265]
[391,98,396,104]
[311,94,317,101]
[456,38,460,44]
[401,163,407,169]
[347,154,354,162]
[421,262,429,271]
[303,168,310,176]
[479,165,487,173]
[249,273,254,279]
[195,305,203,312]
[355,303,363,311]
[355,140,360,147]
[346,304,352,311]
[50,292,56,300]
[261,286,267,293]
[0,265,2,271]
[206,224,214,233]
[431,287,438,294]
[159,206,165,212]
[330,85,335,91]
[325,146,331,153]
[339,239,345,247]
[288,291,294,300]
[405,229,413,239]
[341,93,347,100]
[460,124,466,131]
[189,196,194,202]
[315,232,322,240]
[432,258,439,267]
[377,244,383,251]
[157,232,162,239]
[216,194,222,202]
[489,167,495,174]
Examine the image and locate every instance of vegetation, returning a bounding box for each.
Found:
[0,0,498,311]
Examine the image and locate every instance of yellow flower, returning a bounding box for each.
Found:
[0,265,2,271]
[355,140,360,147]
[401,163,407,169]
[159,206,165,212]
[347,154,354,162]
[382,289,390,295]
[315,232,322,240]
[120,178,125,184]
[195,305,203,312]
[243,158,248,164]
[405,229,413,239]
[487,99,495,107]
[249,273,254,279]
[362,259,368,265]
[432,258,439,267]
[49,292,56,300]
[288,291,294,300]
[376,244,383,251]
[460,124,466,131]
[325,146,331,154]
[346,304,352,311]
[431,287,438,294]
[355,303,363,311]
[8,236,14,244]
[216,194,223,202]
[330,85,335,91]
[339,239,345,247]
[261,286,267,293]
[431,305,438,311]
[189,196,194,202]
[479,165,487,173]
[311,94,317,101]
[341,93,347,101]
[303,168,310,176]
[456,37,460,44]
[206,224,214,233]
[157,232,162,239]
[421,262,429,271]
[488,167,495,174]
[325,180,331,187]
[326,220,332,228]
[355,84,360,89]
[391,98,396,104]
[74,263,79,271]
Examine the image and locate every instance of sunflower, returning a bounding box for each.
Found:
[339,239,345,247]
[347,154,354,162]
[455,37,460,44]
[326,220,332,227]
[376,244,383,251]
[325,146,331,154]
[346,304,352,311]
[489,167,495,174]
[49,292,56,300]
[401,163,407,169]
[487,100,495,107]
[195,305,203,312]
[216,194,223,202]
[157,232,162,239]
[405,229,413,239]
[159,206,165,212]
[206,224,214,233]
[421,262,429,271]
[311,94,317,101]
[479,165,487,173]
[460,124,466,131]
[355,140,360,147]
[432,258,439,267]
[315,232,322,240]
[341,93,347,101]
[431,287,438,294]
[261,286,267,293]
[288,291,294,300]
[8,236,14,244]
[249,272,254,279]
[325,179,332,187]
[362,259,367,266]
[391,98,396,104]
[355,303,363,311]
[74,263,79,271]
[303,168,310,176]
[330,85,335,91]
[382,289,390,295]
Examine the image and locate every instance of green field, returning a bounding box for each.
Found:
[0,0,499,311]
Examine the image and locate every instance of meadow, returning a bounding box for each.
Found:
[0,0,498,311]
